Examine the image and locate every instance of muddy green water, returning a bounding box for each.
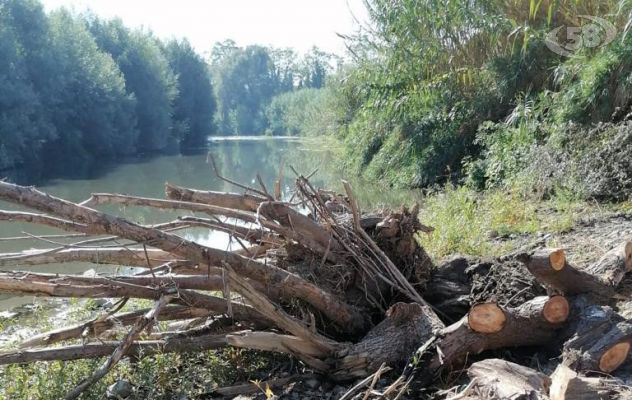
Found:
[0,137,421,310]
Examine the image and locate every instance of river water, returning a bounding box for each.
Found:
[0,137,420,310]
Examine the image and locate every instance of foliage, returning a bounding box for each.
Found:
[265,88,333,136]
[165,39,216,147]
[88,17,177,152]
[0,0,215,181]
[211,43,337,135]
[0,299,288,400]
[329,0,632,201]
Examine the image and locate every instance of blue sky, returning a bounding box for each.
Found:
[41,0,369,56]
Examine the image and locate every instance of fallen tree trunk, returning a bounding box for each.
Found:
[0,247,181,268]
[332,302,444,380]
[0,271,268,325]
[20,305,214,348]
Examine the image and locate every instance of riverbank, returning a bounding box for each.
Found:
[1,183,630,399]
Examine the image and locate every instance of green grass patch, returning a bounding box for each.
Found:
[418,185,591,259]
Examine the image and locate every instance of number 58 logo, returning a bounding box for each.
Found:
[545,15,617,58]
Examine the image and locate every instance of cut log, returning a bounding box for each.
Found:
[550,364,627,400]
[332,302,444,379]
[517,248,615,299]
[467,359,551,400]
[429,296,570,371]
[468,303,506,334]
[165,182,265,212]
[562,299,632,373]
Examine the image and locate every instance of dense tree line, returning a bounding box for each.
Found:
[0,0,215,179]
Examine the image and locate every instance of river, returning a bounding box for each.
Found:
[0,136,421,310]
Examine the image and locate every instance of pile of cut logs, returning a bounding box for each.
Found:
[0,167,630,399]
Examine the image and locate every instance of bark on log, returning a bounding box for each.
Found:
[165,183,265,212]
[0,182,368,334]
[226,331,327,358]
[517,248,616,299]
[0,334,229,364]
[467,359,551,400]
[258,201,341,254]
[562,299,632,373]
[550,363,627,400]
[332,302,444,379]
[429,296,570,371]
[0,247,182,268]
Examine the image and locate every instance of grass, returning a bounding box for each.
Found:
[418,185,595,259]
[0,299,289,400]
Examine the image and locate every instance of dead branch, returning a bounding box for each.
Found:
[0,333,229,364]
[0,181,367,333]
[165,182,265,212]
[20,305,213,348]
[64,295,172,399]
[0,247,181,268]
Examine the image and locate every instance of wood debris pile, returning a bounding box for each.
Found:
[0,167,630,399]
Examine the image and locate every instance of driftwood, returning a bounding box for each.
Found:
[467,359,551,399]
[0,172,631,399]
[550,363,628,400]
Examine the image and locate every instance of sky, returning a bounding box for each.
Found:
[40,0,369,57]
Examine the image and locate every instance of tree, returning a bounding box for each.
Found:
[89,18,177,152]
[165,39,216,147]
[0,0,55,172]
[297,47,335,89]
[43,10,137,163]
[213,45,279,134]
